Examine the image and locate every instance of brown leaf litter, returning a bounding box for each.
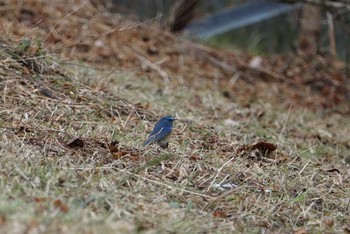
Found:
[0,0,348,111]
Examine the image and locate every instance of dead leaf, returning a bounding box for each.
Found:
[249,141,277,155]
[236,141,277,160]
[294,228,308,234]
[109,140,119,153]
[53,199,69,213]
[189,153,201,161]
[110,143,140,160]
[66,138,85,148]
[0,215,6,225]
[323,218,334,228]
[33,197,47,203]
[212,209,227,219]
[38,86,58,99]
[326,168,341,174]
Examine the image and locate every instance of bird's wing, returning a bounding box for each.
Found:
[143,127,171,146]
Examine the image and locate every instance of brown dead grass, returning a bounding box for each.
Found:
[0,1,350,233]
[0,0,349,111]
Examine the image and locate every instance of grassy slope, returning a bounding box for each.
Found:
[0,1,350,233]
[1,40,350,234]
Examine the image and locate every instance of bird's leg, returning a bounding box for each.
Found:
[159,142,169,148]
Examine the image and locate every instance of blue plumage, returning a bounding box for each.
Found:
[143,116,176,148]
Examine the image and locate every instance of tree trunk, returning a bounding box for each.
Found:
[298,3,322,56]
[168,0,200,32]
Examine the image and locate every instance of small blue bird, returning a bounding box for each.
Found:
[143,116,176,148]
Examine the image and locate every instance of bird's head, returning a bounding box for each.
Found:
[165,116,175,122]
[159,116,176,126]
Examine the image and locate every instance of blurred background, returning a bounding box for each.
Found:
[110,0,350,58]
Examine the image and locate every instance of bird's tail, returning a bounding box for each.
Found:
[143,135,155,147]
[143,139,151,147]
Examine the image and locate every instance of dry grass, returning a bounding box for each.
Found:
[1,37,350,234]
[0,0,349,111]
[0,1,350,233]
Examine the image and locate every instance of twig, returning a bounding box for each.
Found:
[247,64,304,88]
[66,166,215,199]
[135,53,170,86]
[185,40,238,73]
[278,104,292,145]
[207,154,236,192]
[327,12,337,57]
[44,1,88,42]
[298,160,310,175]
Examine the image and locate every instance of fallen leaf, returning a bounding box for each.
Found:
[189,153,201,161]
[249,141,277,155]
[212,209,227,219]
[0,215,6,225]
[326,168,341,174]
[323,218,334,228]
[109,140,119,153]
[294,228,308,234]
[38,86,58,99]
[33,197,47,203]
[66,138,84,148]
[110,144,140,160]
[236,141,277,160]
[53,199,69,213]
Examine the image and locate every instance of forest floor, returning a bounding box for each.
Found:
[0,1,350,233]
